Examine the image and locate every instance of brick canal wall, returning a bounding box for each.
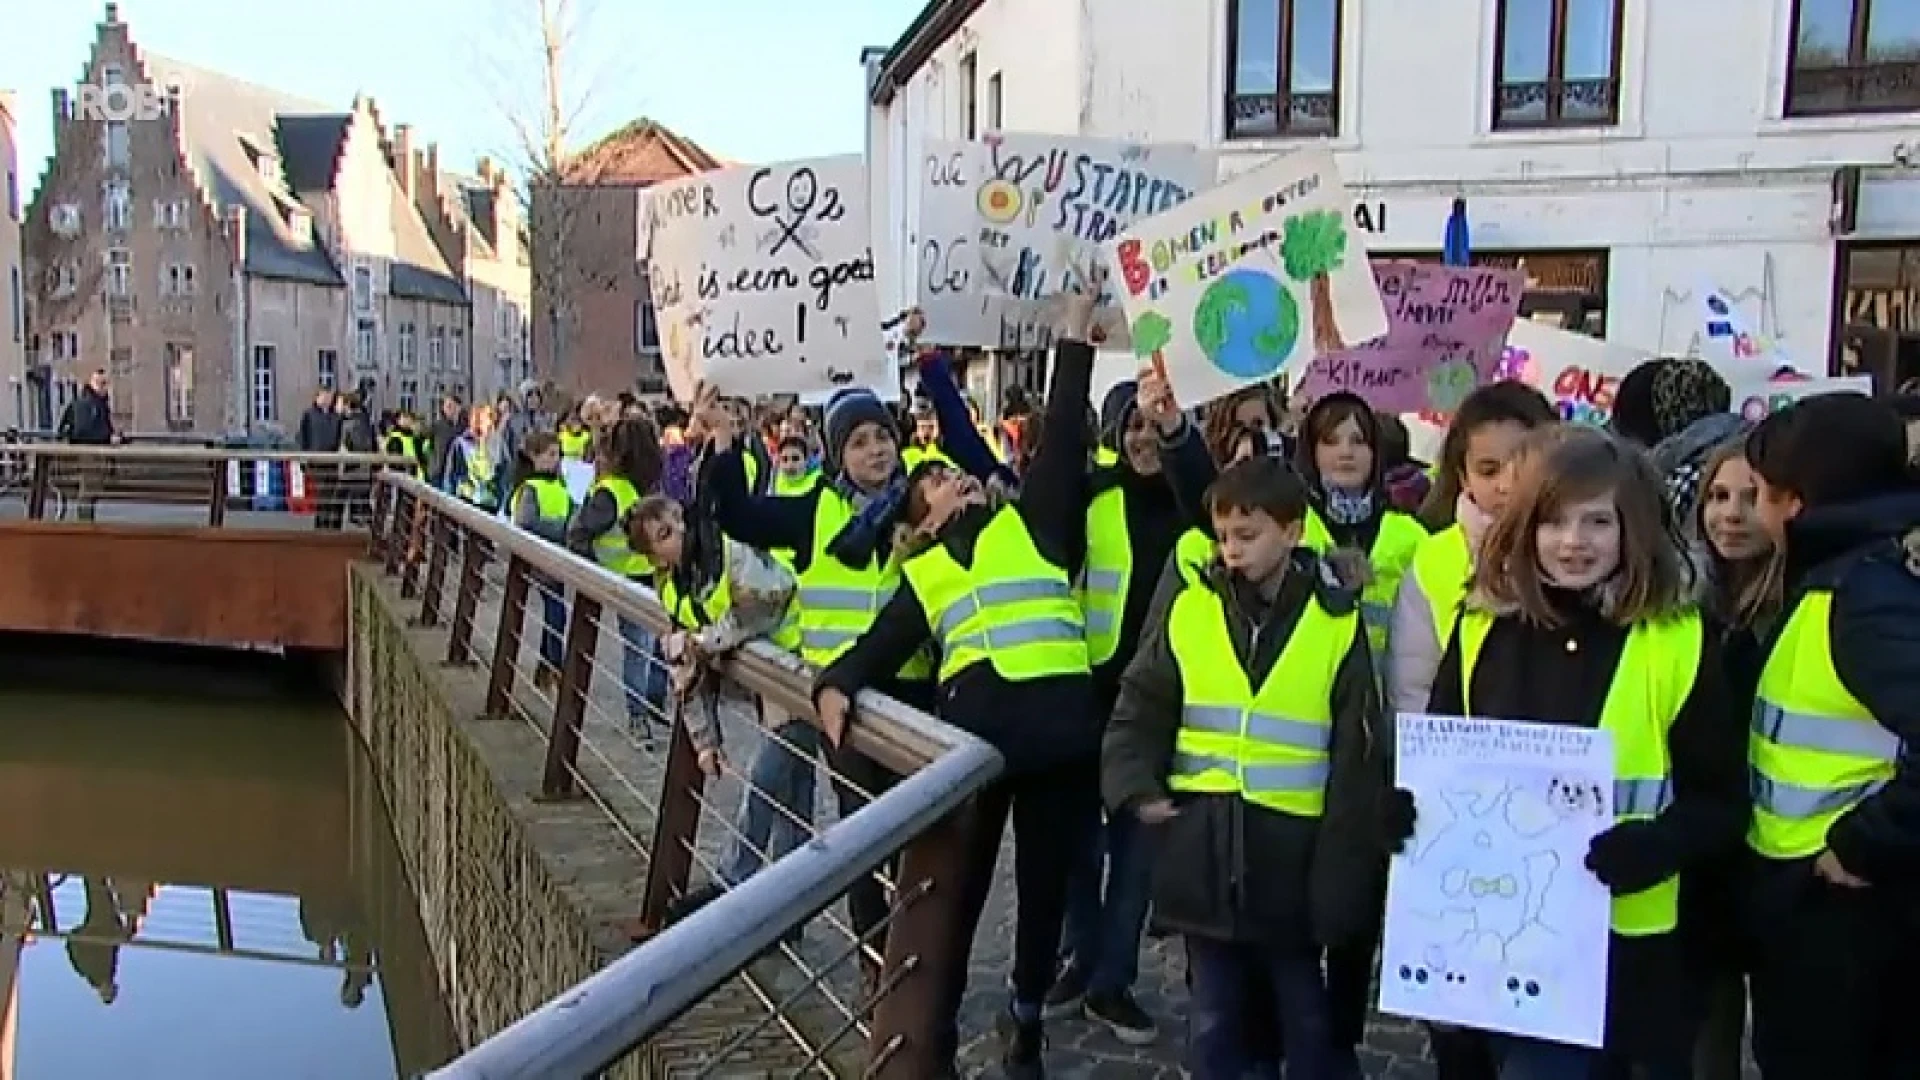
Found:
[346,564,837,1077]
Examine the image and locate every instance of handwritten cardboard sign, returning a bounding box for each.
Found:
[645,154,887,401]
[1296,262,1524,412]
[1725,373,1871,418]
[1105,148,1388,410]
[967,133,1216,351]
[914,141,1000,347]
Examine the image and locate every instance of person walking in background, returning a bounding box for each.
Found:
[511,431,574,692]
[427,395,464,490]
[60,369,119,522]
[335,389,376,527]
[445,403,505,513]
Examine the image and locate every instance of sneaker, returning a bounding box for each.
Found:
[1083,990,1158,1046]
[1041,960,1089,1018]
[994,1006,1046,1079]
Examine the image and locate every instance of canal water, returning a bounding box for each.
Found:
[0,636,458,1078]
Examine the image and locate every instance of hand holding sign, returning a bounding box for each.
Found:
[1137,364,1182,434]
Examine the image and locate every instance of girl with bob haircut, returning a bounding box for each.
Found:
[1419,426,1748,1079]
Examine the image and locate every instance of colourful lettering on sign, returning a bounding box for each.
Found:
[1553,365,1618,426]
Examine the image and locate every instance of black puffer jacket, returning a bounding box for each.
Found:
[1101,548,1386,948]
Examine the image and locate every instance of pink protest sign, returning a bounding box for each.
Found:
[1296,262,1525,413]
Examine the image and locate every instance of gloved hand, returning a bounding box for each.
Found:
[1583,820,1673,895]
[1379,787,1417,854]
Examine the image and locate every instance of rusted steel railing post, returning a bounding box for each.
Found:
[486,554,533,718]
[26,454,50,520]
[417,514,453,627]
[446,535,490,665]
[385,489,412,577]
[399,497,428,597]
[368,477,392,560]
[541,594,602,798]
[636,705,705,937]
[205,461,228,527]
[866,802,985,1079]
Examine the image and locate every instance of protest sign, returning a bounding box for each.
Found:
[969,133,1216,350]
[1503,319,1657,426]
[645,155,887,401]
[1725,373,1871,419]
[1380,714,1616,1049]
[1107,149,1388,410]
[1296,262,1524,412]
[913,141,1000,346]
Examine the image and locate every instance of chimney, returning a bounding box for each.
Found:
[104,2,120,24]
[225,205,247,264]
[393,124,415,198]
[420,142,441,208]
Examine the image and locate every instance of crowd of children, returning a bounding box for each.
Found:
[475,301,1917,1080]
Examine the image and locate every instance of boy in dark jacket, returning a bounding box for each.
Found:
[1102,455,1386,1080]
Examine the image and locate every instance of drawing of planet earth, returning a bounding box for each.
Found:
[1193,268,1299,380]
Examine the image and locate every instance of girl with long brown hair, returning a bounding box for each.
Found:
[1415,426,1746,1078]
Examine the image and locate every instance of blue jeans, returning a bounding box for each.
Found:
[1488,1035,1690,1080]
[536,580,566,672]
[1063,807,1153,996]
[618,616,668,727]
[720,719,820,885]
[1186,936,1345,1080]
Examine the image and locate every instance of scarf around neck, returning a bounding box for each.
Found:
[1323,485,1375,526]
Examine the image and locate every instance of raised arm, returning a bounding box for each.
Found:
[1018,337,1095,571]
[917,349,1015,485]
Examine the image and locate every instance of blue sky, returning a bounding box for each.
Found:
[4,0,927,190]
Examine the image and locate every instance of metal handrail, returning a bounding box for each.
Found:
[374,473,1007,1076]
[4,443,410,466]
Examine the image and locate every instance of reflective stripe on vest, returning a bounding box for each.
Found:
[794,489,933,679]
[901,507,1089,684]
[1080,469,1133,665]
[1461,608,1701,936]
[1303,507,1428,655]
[1748,590,1900,860]
[589,474,651,577]
[1410,523,1472,647]
[1166,582,1356,818]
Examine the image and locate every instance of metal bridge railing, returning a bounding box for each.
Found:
[368,473,1005,1079]
[0,440,411,528]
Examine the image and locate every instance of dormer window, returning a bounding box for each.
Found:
[285,207,311,243]
[50,203,81,235]
[256,152,279,184]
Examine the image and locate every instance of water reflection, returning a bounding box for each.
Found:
[0,653,457,1079]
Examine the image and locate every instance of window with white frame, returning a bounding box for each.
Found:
[100,63,124,86]
[450,328,464,376]
[250,344,277,423]
[51,330,79,361]
[109,347,132,378]
[399,378,419,415]
[104,182,131,232]
[352,265,374,313]
[50,203,81,236]
[355,318,377,368]
[50,264,77,297]
[106,249,131,296]
[428,326,445,372]
[162,262,195,295]
[155,199,187,230]
[636,298,659,354]
[317,348,338,391]
[164,343,194,429]
[8,268,19,344]
[104,122,129,169]
[397,323,417,371]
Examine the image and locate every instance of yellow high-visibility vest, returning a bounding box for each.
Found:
[1303,508,1429,654]
[1167,581,1358,818]
[588,474,651,578]
[1748,590,1901,861]
[658,551,801,652]
[1461,608,1702,936]
[513,474,572,527]
[793,488,933,680]
[901,506,1088,684]
[558,427,592,460]
[1174,527,1214,587]
[1081,463,1132,667]
[1410,523,1472,647]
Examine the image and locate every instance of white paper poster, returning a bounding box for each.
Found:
[1725,373,1871,419]
[913,141,1000,346]
[966,132,1216,351]
[645,155,888,401]
[1105,149,1389,411]
[1379,714,1616,1049]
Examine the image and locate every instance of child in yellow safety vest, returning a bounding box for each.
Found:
[1423,426,1747,1076]
[509,432,574,691]
[1101,454,1386,1080]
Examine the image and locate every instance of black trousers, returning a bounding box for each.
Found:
[1748,879,1909,1080]
[931,757,1100,1061]
[828,742,899,960]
